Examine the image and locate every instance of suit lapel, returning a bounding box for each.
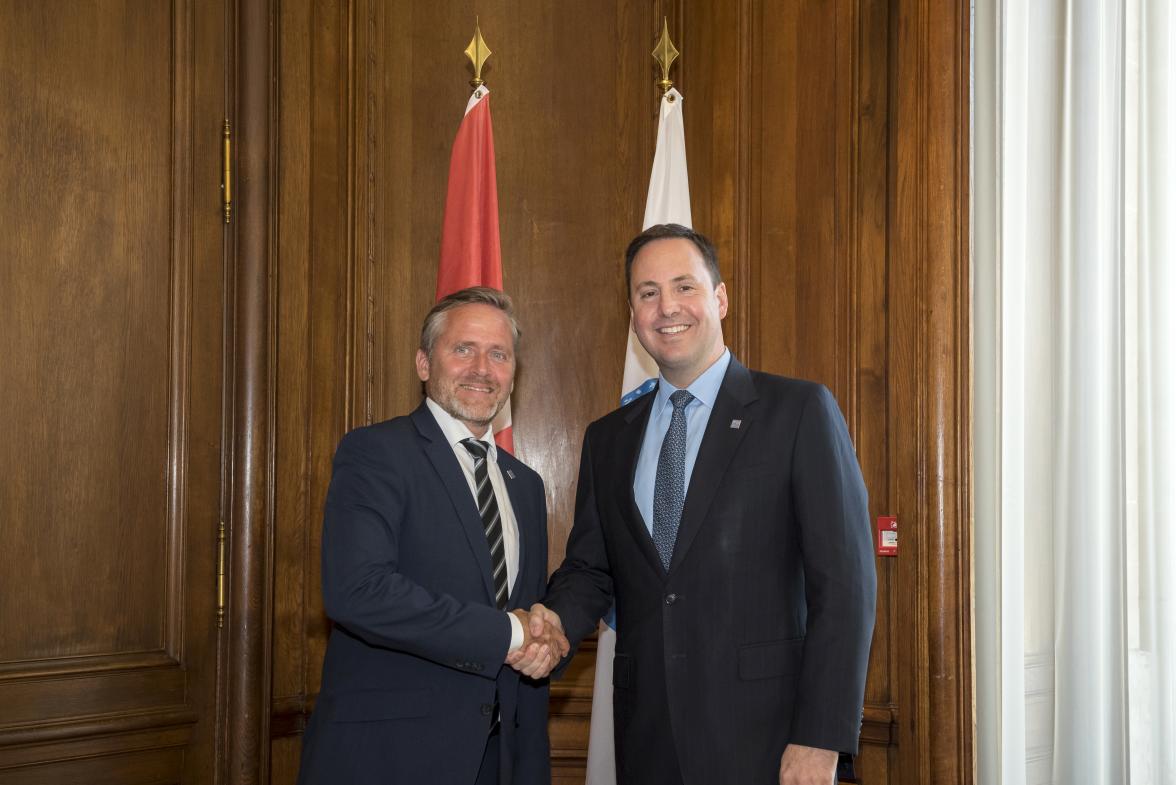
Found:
[411,403,498,605]
[668,358,758,573]
[615,392,671,579]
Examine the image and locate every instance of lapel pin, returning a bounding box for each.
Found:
[506,469,516,479]
[730,419,742,429]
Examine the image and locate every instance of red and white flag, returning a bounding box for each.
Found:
[437,86,513,453]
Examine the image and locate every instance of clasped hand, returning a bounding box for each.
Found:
[505,603,568,679]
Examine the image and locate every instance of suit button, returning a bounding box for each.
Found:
[481,703,494,716]
[665,593,678,605]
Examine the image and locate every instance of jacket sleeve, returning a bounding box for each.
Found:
[544,427,616,648]
[320,428,511,678]
[787,384,877,753]
[510,472,553,784]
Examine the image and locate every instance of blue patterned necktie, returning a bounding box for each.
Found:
[652,390,694,571]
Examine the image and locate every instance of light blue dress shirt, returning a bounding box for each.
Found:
[633,349,732,535]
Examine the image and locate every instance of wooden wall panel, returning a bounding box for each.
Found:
[0,1,227,782]
[268,0,355,777]
[890,0,973,781]
[0,1,173,663]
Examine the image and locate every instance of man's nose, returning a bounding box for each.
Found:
[470,351,491,374]
[659,293,681,316]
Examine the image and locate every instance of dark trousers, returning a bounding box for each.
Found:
[475,727,500,785]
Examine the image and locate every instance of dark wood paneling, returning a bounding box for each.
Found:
[0,1,227,782]
[268,2,354,781]
[890,0,973,782]
[0,749,186,785]
[0,0,173,663]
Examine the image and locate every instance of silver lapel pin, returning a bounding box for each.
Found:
[730,419,742,429]
[506,469,516,479]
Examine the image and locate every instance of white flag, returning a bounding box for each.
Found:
[642,88,692,231]
[586,86,692,785]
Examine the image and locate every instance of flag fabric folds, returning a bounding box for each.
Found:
[585,86,693,785]
[436,87,513,453]
[642,88,693,232]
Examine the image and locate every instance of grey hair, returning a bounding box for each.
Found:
[419,286,521,357]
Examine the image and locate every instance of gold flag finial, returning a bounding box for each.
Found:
[651,17,679,94]
[464,17,492,90]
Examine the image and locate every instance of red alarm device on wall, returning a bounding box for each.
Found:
[876,515,898,556]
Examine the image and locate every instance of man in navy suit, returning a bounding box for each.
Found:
[529,225,876,785]
[298,287,567,785]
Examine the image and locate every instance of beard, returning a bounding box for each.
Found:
[427,375,508,431]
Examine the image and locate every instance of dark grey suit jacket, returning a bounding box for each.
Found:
[546,357,875,785]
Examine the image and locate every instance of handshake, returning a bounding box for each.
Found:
[505,603,569,679]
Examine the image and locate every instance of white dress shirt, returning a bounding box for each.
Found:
[425,398,524,650]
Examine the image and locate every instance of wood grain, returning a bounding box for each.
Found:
[890,0,973,781]
[0,1,227,782]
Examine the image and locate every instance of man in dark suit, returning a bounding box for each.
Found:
[529,225,876,785]
[298,287,567,785]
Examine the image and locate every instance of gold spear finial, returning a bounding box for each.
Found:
[464,17,492,91]
[651,17,679,94]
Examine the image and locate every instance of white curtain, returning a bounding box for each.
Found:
[974,1,1176,784]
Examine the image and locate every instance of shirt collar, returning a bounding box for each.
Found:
[425,397,497,460]
[653,348,731,412]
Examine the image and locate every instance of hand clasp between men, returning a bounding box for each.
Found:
[505,603,567,679]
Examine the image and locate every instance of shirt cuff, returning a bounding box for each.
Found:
[507,611,524,652]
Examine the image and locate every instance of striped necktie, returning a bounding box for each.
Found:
[461,439,509,609]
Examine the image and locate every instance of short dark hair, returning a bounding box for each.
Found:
[624,223,722,292]
[419,286,520,357]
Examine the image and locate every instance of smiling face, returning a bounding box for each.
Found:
[415,303,516,434]
[629,237,729,388]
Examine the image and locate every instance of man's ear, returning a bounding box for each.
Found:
[715,282,730,319]
[415,349,430,382]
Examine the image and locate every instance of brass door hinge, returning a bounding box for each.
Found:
[216,520,227,627]
[222,119,232,224]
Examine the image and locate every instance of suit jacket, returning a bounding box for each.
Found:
[298,402,551,785]
[545,357,876,785]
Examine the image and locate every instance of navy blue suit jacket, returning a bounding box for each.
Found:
[298,402,551,785]
[545,358,876,785]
